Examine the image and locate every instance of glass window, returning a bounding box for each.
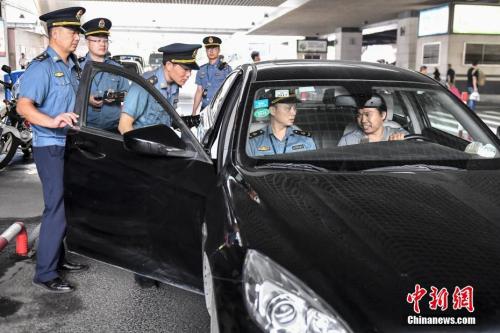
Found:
[465,43,500,65]
[423,43,440,65]
[242,82,500,171]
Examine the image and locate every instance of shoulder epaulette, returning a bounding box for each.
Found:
[249,129,264,139]
[34,52,49,62]
[146,75,158,85]
[293,129,312,137]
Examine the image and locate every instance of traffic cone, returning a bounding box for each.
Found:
[15,222,28,256]
[461,91,469,103]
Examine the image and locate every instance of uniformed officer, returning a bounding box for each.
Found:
[17,7,88,293]
[80,18,129,131]
[248,89,316,156]
[118,43,201,134]
[191,36,232,115]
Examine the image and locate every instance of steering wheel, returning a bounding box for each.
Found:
[404,134,432,142]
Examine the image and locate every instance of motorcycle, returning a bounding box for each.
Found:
[0,65,32,169]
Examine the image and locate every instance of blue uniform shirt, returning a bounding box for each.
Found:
[18,46,80,147]
[123,66,179,129]
[248,125,317,156]
[79,53,130,130]
[195,59,231,109]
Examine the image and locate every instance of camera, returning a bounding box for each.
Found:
[103,90,126,103]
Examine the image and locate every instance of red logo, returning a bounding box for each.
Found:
[407,285,474,313]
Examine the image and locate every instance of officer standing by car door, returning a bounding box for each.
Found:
[191,36,232,115]
[16,7,88,293]
[118,43,201,134]
[80,18,129,131]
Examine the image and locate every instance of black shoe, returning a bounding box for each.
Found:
[59,261,89,273]
[32,277,75,293]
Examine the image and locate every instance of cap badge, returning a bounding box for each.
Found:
[76,9,84,20]
[192,49,198,58]
[208,37,213,44]
[98,19,105,28]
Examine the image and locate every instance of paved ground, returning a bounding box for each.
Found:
[0,153,210,333]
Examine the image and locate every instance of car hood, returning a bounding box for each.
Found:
[235,169,500,332]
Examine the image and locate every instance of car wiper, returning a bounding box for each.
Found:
[362,164,464,172]
[255,162,328,172]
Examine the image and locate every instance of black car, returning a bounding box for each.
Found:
[65,60,500,332]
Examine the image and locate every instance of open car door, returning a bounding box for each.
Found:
[64,62,215,292]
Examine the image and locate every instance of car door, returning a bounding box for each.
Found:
[64,62,215,291]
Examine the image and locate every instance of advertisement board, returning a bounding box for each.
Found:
[418,5,449,37]
[297,39,328,53]
[453,4,500,34]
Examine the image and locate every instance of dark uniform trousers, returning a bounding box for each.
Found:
[33,145,66,282]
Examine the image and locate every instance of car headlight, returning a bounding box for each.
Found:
[243,250,352,333]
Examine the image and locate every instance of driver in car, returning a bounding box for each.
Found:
[248,89,316,156]
[337,94,408,146]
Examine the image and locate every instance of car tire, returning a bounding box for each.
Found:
[202,222,219,333]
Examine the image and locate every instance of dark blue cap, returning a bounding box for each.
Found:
[82,18,112,37]
[158,43,201,70]
[203,36,222,48]
[39,7,85,33]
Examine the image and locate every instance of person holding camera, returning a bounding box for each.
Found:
[79,18,129,131]
[191,36,232,115]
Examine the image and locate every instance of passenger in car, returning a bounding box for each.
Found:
[118,43,201,134]
[248,89,316,156]
[337,94,408,146]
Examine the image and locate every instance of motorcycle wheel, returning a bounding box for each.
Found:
[0,132,19,169]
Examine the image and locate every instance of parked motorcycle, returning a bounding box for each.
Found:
[0,65,32,169]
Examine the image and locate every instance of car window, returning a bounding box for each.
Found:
[84,69,131,133]
[196,70,239,143]
[243,82,500,170]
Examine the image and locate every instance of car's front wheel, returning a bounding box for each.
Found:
[202,223,219,333]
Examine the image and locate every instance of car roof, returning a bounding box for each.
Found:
[245,60,438,85]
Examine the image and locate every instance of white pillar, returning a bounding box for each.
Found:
[396,11,419,70]
[334,27,362,61]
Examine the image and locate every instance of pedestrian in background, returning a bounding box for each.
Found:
[251,50,261,63]
[467,60,480,111]
[19,53,28,69]
[446,64,455,85]
[419,65,428,75]
[17,7,89,293]
[192,36,232,115]
[433,68,441,82]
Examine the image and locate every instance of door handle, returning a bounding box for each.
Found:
[74,141,106,160]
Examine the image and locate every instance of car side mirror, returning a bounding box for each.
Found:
[123,124,195,158]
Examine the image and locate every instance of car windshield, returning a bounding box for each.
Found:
[244,81,500,171]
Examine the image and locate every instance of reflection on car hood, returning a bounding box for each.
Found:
[237,169,500,332]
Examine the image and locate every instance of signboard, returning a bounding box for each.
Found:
[453,4,500,34]
[297,39,327,53]
[418,5,449,37]
[0,20,6,57]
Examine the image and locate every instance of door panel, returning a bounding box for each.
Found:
[65,62,215,290]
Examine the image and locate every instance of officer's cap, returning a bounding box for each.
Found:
[361,94,386,111]
[82,18,112,37]
[158,43,201,70]
[203,36,222,48]
[266,88,297,106]
[39,7,85,33]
